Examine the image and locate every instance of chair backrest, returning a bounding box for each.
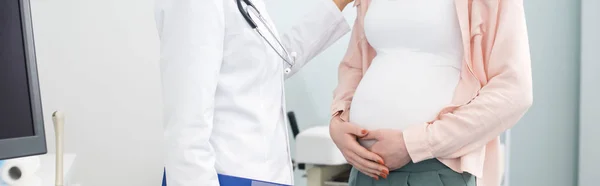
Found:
[287,111,300,138]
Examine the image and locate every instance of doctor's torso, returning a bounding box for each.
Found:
[215,0,294,184]
[156,0,294,184]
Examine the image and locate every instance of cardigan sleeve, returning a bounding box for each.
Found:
[403,0,533,162]
[331,9,368,122]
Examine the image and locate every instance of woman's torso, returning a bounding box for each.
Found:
[349,0,464,146]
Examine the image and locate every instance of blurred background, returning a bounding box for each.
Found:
[23,0,597,185]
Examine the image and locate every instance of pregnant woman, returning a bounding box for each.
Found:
[329,0,533,186]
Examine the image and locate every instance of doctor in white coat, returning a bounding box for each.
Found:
[154,0,354,185]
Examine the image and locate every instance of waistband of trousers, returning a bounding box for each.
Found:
[392,159,449,172]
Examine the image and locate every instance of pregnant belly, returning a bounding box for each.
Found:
[349,52,461,146]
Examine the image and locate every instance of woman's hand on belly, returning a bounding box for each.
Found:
[361,129,411,170]
[329,117,390,179]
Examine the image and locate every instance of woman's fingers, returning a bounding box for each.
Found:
[340,121,368,138]
[360,130,381,140]
[344,153,381,180]
[357,167,381,180]
[349,151,389,178]
[344,149,387,175]
[349,141,385,165]
[330,117,389,180]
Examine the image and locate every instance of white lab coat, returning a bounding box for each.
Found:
[154,0,350,185]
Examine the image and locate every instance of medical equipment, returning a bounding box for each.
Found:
[236,0,295,74]
[52,111,65,186]
[0,0,47,161]
[287,112,307,171]
[295,126,351,186]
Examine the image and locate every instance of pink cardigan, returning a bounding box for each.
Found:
[330,0,533,185]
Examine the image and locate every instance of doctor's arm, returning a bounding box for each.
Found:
[281,0,352,78]
[156,0,224,186]
[402,0,533,162]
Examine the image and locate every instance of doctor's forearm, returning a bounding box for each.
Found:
[333,0,353,11]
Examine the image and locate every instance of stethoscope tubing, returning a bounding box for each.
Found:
[236,0,295,72]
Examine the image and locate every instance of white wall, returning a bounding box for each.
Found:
[30,0,163,185]
[509,0,581,185]
[578,0,600,185]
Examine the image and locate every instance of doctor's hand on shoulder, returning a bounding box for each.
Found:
[332,0,354,11]
[329,116,389,180]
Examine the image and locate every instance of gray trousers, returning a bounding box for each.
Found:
[349,159,476,186]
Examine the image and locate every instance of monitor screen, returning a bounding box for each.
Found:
[0,0,47,160]
[0,0,36,140]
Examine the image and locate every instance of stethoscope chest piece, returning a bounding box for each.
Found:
[284,52,297,74]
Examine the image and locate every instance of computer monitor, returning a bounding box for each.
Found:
[0,0,47,160]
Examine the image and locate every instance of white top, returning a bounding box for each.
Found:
[154,0,350,185]
[349,0,463,146]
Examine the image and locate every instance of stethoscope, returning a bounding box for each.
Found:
[236,0,295,74]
